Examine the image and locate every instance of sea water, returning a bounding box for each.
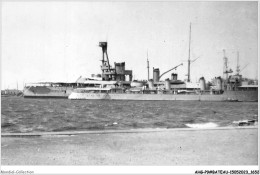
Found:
[1,96,258,133]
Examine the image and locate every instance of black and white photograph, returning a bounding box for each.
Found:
[1,1,258,174]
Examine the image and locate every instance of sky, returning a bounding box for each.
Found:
[1,1,258,90]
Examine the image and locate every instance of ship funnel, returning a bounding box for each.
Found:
[164,79,171,90]
[199,77,206,91]
[215,77,222,91]
[171,73,178,80]
[153,68,160,82]
[148,80,154,89]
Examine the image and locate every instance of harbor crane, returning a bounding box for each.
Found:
[159,63,183,80]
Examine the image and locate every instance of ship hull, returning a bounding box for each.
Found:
[68,90,258,102]
[23,86,73,98]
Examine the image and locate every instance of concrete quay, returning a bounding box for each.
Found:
[1,126,258,165]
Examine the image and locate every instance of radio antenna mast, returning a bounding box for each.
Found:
[147,50,149,80]
[236,51,240,75]
[223,49,233,80]
[187,22,191,82]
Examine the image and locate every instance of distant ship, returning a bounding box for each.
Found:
[1,89,23,97]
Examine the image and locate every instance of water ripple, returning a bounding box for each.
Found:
[1,97,258,133]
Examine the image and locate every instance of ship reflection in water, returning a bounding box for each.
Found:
[1,97,258,133]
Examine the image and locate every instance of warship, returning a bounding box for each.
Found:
[68,42,258,102]
[23,40,257,101]
[23,26,258,101]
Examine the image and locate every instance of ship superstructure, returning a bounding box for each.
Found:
[22,23,257,101]
[68,40,258,102]
[99,42,132,81]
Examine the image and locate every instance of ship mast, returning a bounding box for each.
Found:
[187,23,191,82]
[236,51,240,75]
[99,42,112,80]
[223,49,226,79]
[147,50,149,80]
[223,49,233,80]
